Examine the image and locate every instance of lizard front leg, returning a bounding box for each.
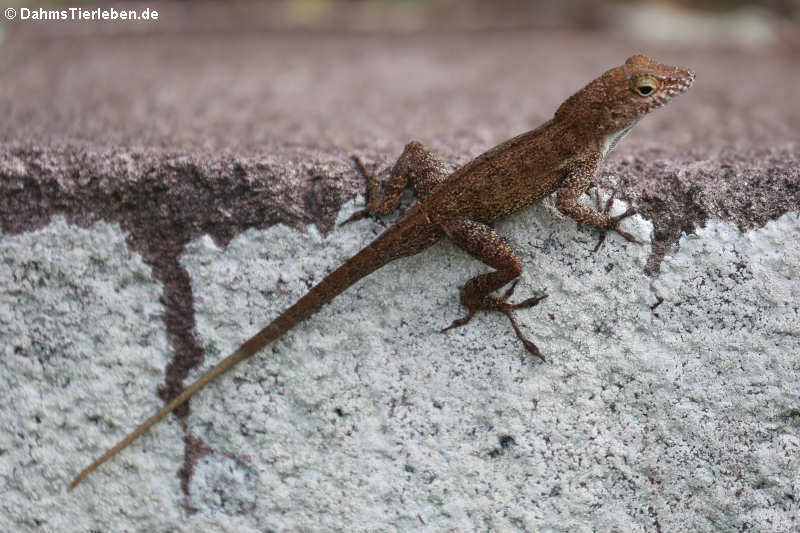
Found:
[440,216,547,361]
[342,141,448,224]
[555,152,642,251]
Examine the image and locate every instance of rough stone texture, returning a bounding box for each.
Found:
[0,218,184,529]
[177,205,799,532]
[0,1,798,531]
[2,204,797,531]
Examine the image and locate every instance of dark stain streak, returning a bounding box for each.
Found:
[154,256,204,420]
[0,142,360,497]
[179,432,212,515]
[601,148,800,276]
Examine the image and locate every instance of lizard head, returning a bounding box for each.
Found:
[617,55,695,115]
[555,55,695,133]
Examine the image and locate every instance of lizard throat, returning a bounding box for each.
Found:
[600,121,638,158]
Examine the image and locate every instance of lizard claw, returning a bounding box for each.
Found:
[340,155,376,226]
[592,190,642,252]
[351,154,372,179]
[340,208,370,226]
[501,307,546,362]
[520,338,546,362]
[497,279,548,310]
[441,310,476,332]
[609,207,642,245]
[511,294,548,310]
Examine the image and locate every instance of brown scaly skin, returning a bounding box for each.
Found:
[68,55,694,491]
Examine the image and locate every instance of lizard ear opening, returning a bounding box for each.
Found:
[631,75,659,97]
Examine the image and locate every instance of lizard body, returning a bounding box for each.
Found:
[68,55,694,491]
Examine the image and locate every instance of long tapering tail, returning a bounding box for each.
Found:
[68,208,435,491]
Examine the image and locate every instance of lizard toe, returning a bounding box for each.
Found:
[340,209,371,226]
[511,294,548,310]
[521,338,546,362]
[441,310,476,333]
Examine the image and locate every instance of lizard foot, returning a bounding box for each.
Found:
[442,280,547,361]
[593,189,642,252]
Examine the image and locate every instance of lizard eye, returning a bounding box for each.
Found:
[631,75,659,97]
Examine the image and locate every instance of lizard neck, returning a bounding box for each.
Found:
[598,120,639,159]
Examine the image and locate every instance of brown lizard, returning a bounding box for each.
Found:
[67,54,694,491]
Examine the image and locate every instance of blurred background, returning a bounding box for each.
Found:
[3,0,800,37]
[1,0,798,155]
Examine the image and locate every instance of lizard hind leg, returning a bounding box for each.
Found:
[342,141,449,225]
[440,217,547,361]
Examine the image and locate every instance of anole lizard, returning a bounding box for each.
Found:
[67,55,694,490]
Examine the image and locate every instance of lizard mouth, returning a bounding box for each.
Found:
[650,68,695,109]
[675,69,696,92]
